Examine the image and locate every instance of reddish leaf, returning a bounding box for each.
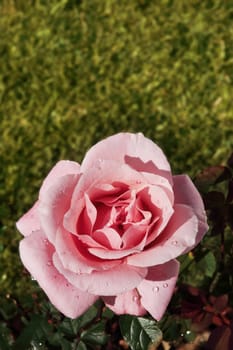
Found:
[210,294,228,313]
[195,166,231,191]
[204,191,225,209]
[206,323,233,350]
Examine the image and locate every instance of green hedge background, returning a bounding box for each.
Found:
[1,0,233,298]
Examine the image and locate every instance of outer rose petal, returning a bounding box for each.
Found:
[19,230,97,318]
[103,289,146,316]
[137,260,180,320]
[38,173,80,243]
[53,252,147,296]
[16,201,40,237]
[39,160,80,196]
[81,133,171,173]
[127,204,198,267]
[173,174,209,243]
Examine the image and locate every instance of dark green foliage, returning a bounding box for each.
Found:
[120,315,162,349]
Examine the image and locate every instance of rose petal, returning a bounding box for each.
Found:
[173,174,209,242]
[89,224,148,260]
[19,230,97,318]
[55,227,120,274]
[16,201,40,237]
[121,222,148,250]
[64,161,144,234]
[138,259,180,320]
[138,185,174,244]
[125,155,173,186]
[53,252,147,296]
[76,193,97,233]
[127,204,198,267]
[38,173,80,242]
[39,160,80,196]
[92,228,122,249]
[103,289,146,316]
[140,172,174,202]
[81,133,171,173]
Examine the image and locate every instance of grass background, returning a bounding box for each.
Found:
[1,0,233,300]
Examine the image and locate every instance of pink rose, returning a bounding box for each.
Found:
[17,133,208,320]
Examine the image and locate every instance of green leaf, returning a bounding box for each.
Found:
[12,314,52,350]
[77,341,88,350]
[58,304,98,337]
[81,321,108,346]
[0,333,10,350]
[59,318,80,337]
[198,251,217,278]
[76,304,99,329]
[48,333,72,350]
[120,315,163,350]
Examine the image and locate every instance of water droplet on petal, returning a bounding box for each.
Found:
[133,295,138,302]
[43,238,49,245]
[171,240,178,246]
[31,276,36,281]
[163,283,168,288]
[47,261,52,267]
[136,180,141,184]
[152,286,159,293]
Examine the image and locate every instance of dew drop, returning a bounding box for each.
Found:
[133,295,138,302]
[163,283,168,288]
[152,286,159,293]
[47,261,52,267]
[136,180,141,184]
[31,276,36,281]
[43,238,49,245]
[186,330,191,335]
[171,240,178,246]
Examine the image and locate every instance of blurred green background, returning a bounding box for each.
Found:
[1,0,233,301]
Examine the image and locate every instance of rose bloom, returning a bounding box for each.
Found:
[17,133,208,320]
